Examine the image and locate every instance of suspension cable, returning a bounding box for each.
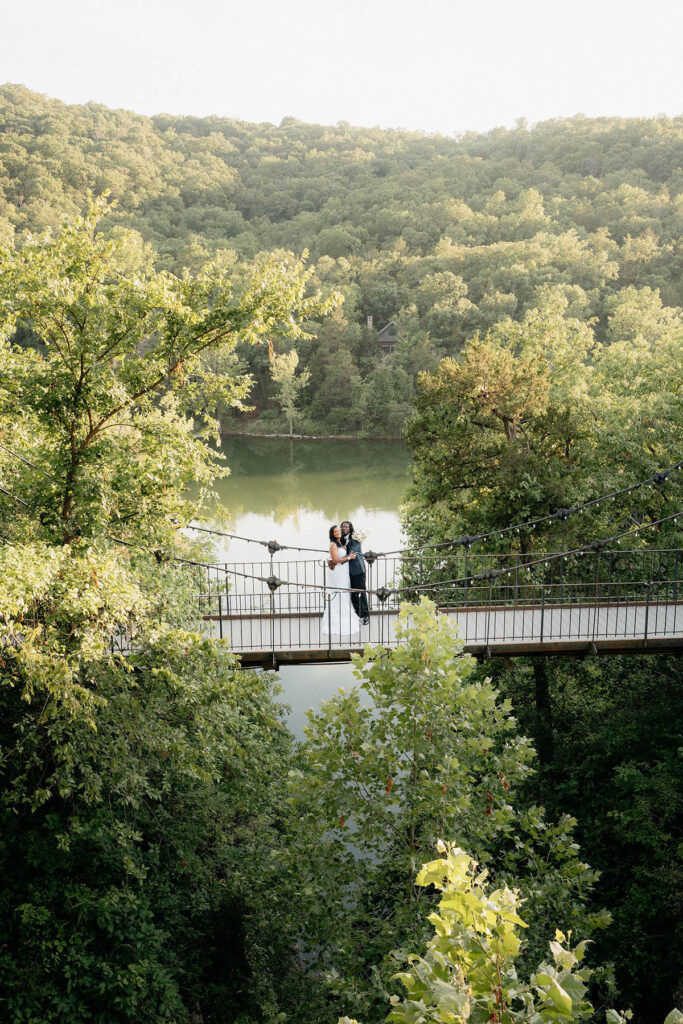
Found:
[184,460,682,558]
[186,523,328,555]
[379,460,683,557]
[389,510,681,595]
[0,485,29,507]
[0,441,53,479]
[110,537,368,594]
[112,509,681,597]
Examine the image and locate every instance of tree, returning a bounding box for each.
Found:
[387,842,594,1024]
[0,206,340,1022]
[488,652,683,1021]
[403,300,682,553]
[352,360,413,435]
[0,197,333,545]
[341,844,683,1024]
[270,348,311,435]
[403,304,595,550]
[0,542,298,1023]
[306,311,362,431]
[287,600,605,1023]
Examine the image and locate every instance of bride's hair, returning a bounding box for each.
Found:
[328,524,343,546]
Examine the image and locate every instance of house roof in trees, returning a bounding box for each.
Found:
[378,320,398,350]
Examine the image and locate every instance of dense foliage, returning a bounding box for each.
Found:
[289,601,608,1023]
[1,85,682,434]
[403,302,682,550]
[0,208,323,1022]
[0,89,681,1024]
[0,196,333,546]
[382,842,595,1024]
[0,571,295,1022]
[401,321,682,1019]
[400,306,682,1018]
[485,653,683,1023]
[342,844,683,1024]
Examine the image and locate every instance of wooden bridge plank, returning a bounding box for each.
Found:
[203,601,683,665]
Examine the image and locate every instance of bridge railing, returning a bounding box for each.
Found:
[194,547,682,657]
[390,547,682,602]
[195,557,327,616]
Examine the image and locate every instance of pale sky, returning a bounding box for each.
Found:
[1,0,681,133]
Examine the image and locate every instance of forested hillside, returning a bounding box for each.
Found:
[1,83,682,433]
[0,86,682,1024]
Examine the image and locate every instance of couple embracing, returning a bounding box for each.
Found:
[320,520,370,640]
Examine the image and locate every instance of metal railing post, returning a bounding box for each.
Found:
[674,550,679,603]
[327,594,332,656]
[485,581,493,646]
[464,546,469,607]
[539,586,546,643]
[218,593,223,640]
[591,551,601,640]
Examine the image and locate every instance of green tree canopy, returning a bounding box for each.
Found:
[403,301,682,551]
[288,600,606,1023]
[0,197,333,543]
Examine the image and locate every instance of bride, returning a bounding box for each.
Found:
[321,525,360,640]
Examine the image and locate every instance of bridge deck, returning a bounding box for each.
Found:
[204,600,683,665]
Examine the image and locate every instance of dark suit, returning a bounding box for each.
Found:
[344,535,369,619]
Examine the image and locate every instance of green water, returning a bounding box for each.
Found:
[215,436,410,519]
[210,436,412,735]
[208,436,412,562]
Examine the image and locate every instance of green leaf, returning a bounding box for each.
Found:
[416,859,449,889]
[547,977,573,1014]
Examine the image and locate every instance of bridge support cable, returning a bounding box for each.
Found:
[193,516,682,665]
[379,460,683,558]
[182,460,682,559]
[111,508,683,617]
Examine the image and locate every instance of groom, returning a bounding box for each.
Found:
[341,521,369,624]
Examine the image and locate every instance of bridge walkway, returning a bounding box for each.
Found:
[196,549,683,666]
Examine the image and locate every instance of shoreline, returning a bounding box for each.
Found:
[220,430,404,441]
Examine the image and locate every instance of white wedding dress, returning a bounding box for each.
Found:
[321,546,360,640]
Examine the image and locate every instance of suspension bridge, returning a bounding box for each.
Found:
[2,436,680,666]
[196,547,682,666]
[187,464,683,666]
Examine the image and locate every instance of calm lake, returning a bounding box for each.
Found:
[208,436,412,735]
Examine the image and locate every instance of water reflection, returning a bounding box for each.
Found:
[215,437,410,519]
[204,436,411,731]
[206,437,412,563]
[277,662,365,740]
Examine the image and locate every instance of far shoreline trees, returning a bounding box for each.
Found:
[269,348,311,436]
[1,86,682,437]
